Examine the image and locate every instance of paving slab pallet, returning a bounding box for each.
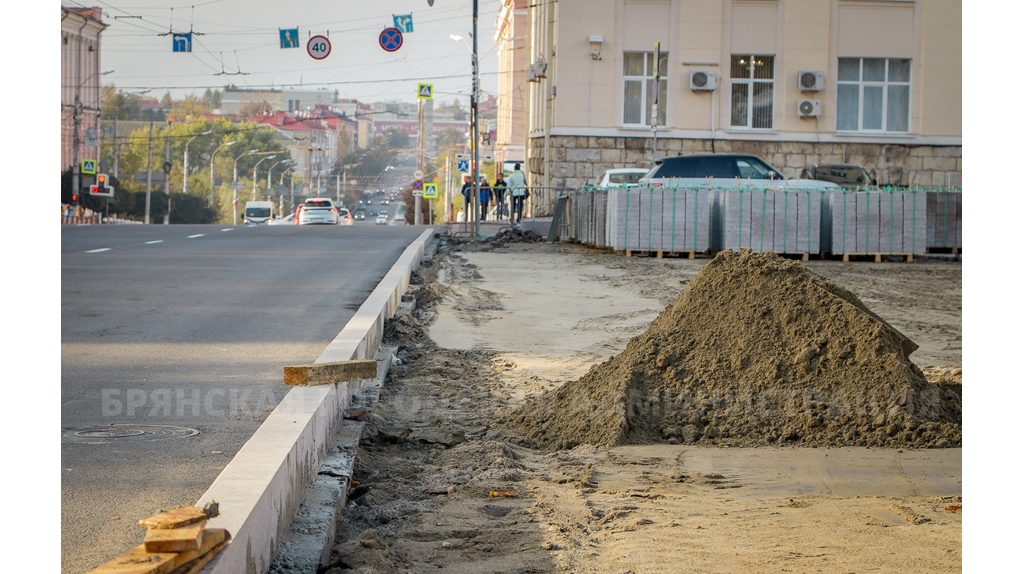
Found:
[838,252,916,263]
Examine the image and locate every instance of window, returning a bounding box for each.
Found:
[730,55,775,129]
[623,51,668,126]
[837,58,910,132]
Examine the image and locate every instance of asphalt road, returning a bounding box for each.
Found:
[61,222,430,574]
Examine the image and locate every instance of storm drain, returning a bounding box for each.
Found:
[61,424,200,444]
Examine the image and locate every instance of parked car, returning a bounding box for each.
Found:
[376,213,389,225]
[639,154,839,190]
[799,163,876,190]
[338,207,354,225]
[597,168,649,188]
[298,197,340,225]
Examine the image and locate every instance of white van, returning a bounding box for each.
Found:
[243,201,275,224]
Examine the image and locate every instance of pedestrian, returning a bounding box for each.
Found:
[479,178,491,221]
[492,174,507,218]
[460,176,473,221]
[507,163,528,225]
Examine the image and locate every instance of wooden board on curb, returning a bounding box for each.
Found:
[138,505,214,530]
[86,529,229,574]
[143,520,206,552]
[284,359,379,386]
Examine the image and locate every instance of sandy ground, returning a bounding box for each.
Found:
[325,242,961,574]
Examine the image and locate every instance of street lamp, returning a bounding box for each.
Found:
[451,8,480,236]
[209,140,236,206]
[268,159,291,194]
[183,130,212,195]
[252,155,278,200]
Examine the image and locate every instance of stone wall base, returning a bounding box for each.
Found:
[527,136,962,190]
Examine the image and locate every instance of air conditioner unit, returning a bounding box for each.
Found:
[798,99,822,117]
[534,57,548,78]
[689,70,717,91]
[527,64,539,83]
[798,70,825,92]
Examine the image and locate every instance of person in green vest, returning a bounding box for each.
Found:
[507,163,528,225]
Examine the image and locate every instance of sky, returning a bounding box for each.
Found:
[64,0,504,106]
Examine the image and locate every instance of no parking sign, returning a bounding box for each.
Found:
[379,27,403,52]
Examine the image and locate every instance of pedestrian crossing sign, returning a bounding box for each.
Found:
[423,183,438,199]
[81,159,97,175]
[417,83,433,100]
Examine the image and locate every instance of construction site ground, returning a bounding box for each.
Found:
[324,240,962,574]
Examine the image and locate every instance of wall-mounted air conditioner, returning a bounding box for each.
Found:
[534,57,548,79]
[798,70,825,92]
[798,99,822,117]
[689,70,717,91]
[527,64,539,83]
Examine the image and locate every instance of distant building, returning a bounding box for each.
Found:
[495,1,529,170]
[220,88,337,116]
[61,6,107,176]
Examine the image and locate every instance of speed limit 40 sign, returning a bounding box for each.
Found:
[307,35,331,60]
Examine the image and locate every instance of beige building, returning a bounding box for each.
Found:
[62,6,107,178]
[494,1,530,171]
[518,0,961,191]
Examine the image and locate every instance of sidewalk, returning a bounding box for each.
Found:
[438,216,555,239]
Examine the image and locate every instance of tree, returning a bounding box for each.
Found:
[240,99,274,117]
[435,127,468,157]
[384,128,410,150]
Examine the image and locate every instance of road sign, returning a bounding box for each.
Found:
[457,160,470,173]
[379,28,403,52]
[423,183,438,199]
[307,35,331,59]
[173,33,191,52]
[393,14,414,33]
[401,174,410,183]
[413,169,424,179]
[231,181,246,189]
[413,179,423,191]
[280,28,299,49]
[417,84,433,100]
[81,159,96,175]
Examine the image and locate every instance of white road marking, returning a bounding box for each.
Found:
[221,228,234,232]
[145,240,163,244]
[187,234,205,239]
[86,248,111,253]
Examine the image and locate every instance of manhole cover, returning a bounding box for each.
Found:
[61,424,200,444]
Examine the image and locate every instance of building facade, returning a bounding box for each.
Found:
[494,0,530,171]
[521,0,961,190]
[61,6,107,177]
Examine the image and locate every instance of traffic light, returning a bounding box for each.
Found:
[97,174,107,187]
[71,192,79,204]
[91,174,113,197]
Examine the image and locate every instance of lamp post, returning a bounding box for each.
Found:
[183,130,212,195]
[209,140,236,206]
[268,159,290,194]
[451,7,480,236]
[252,155,278,200]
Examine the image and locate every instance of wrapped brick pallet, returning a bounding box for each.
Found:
[569,189,609,247]
[926,190,962,251]
[718,188,824,254]
[606,186,713,252]
[825,190,928,255]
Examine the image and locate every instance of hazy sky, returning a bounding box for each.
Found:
[65,0,503,106]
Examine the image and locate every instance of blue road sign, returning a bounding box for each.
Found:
[173,33,192,52]
[393,14,414,33]
[280,28,299,48]
[417,83,433,100]
[379,27,403,52]
[457,160,470,173]
[423,183,438,199]
[81,159,97,175]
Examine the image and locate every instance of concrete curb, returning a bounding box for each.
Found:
[195,228,436,573]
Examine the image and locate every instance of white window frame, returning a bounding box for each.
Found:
[730,54,775,130]
[836,57,911,133]
[622,51,668,127]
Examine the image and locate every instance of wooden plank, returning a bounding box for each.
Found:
[143,521,206,553]
[86,529,229,574]
[283,359,378,386]
[138,505,214,530]
[166,541,228,574]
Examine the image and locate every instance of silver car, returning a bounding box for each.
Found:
[298,198,340,225]
[639,154,839,190]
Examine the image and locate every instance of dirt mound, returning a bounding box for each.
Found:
[504,250,961,449]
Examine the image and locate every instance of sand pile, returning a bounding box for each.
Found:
[505,250,961,449]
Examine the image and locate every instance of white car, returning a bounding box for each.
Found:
[375,213,389,225]
[338,207,354,226]
[597,168,649,188]
[266,212,295,225]
[639,154,839,190]
[298,197,340,225]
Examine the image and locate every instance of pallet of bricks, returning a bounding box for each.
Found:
[926,189,962,254]
[605,186,713,256]
[86,503,229,574]
[823,189,929,261]
[568,188,609,248]
[718,187,826,258]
